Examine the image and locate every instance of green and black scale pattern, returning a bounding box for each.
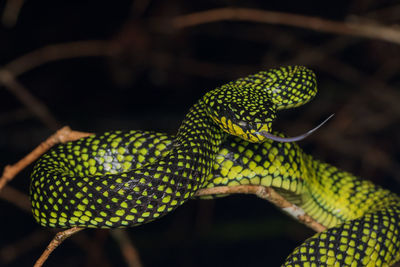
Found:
[30,66,400,266]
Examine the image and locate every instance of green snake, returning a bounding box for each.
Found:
[30,66,400,266]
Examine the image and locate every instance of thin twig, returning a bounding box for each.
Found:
[33,227,84,267]
[111,229,143,267]
[0,126,92,192]
[171,7,400,45]
[196,185,326,233]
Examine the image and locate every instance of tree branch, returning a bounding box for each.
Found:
[33,227,84,267]
[196,185,326,233]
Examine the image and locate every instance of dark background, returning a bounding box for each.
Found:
[1,0,400,266]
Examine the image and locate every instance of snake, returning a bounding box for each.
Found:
[30,66,400,266]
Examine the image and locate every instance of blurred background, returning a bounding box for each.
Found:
[1,0,400,266]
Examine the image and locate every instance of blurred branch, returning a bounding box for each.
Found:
[111,229,143,267]
[0,185,31,212]
[3,41,116,77]
[1,0,24,28]
[171,7,400,45]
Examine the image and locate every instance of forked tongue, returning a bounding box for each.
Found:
[259,114,334,143]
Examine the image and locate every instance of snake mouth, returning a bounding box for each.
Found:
[257,114,334,143]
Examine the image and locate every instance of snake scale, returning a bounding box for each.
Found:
[30,66,400,266]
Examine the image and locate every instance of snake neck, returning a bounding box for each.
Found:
[175,100,224,151]
[172,99,226,185]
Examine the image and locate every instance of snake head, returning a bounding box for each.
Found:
[204,66,332,143]
[205,84,278,143]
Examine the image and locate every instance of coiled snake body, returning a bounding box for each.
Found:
[30,66,400,266]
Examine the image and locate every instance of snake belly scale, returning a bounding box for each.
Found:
[30,66,400,266]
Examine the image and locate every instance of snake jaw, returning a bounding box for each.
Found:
[257,114,334,143]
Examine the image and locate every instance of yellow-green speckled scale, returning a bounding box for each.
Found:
[30,66,400,266]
